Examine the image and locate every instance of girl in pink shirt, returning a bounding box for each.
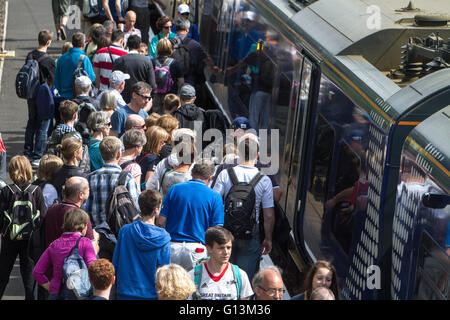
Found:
[32,208,97,299]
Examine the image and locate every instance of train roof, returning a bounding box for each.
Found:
[404,105,450,191]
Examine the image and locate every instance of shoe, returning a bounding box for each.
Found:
[60,26,67,41]
[57,32,61,41]
[31,158,41,168]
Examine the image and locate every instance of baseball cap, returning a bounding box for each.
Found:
[242,11,256,21]
[74,75,92,88]
[348,129,364,142]
[232,117,251,130]
[109,70,130,86]
[178,4,190,14]
[179,84,196,100]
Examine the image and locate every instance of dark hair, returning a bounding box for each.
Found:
[191,159,215,180]
[131,81,152,95]
[72,32,86,48]
[59,100,79,122]
[111,29,124,43]
[38,30,53,46]
[156,16,173,31]
[97,35,111,50]
[205,226,234,247]
[302,260,339,300]
[92,26,106,44]
[138,190,163,217]
[127,34,141,50]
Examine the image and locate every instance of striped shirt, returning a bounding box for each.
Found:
[85,163,140,227]
[92,45,128,92]
[53,124,83,142]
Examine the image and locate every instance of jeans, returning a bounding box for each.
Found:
[229,236,261,283]
[0,235,36,300]
[226,70,250,119]
[24,99,51,159]
[249,90,271,131]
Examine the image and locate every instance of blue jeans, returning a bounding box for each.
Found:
[24,99,51,159]
[249,91,271,131]
[229,236,261,283]
[226,70,250,119]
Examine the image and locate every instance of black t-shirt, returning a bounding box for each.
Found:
[50,164,87,199]
[177,35,208,84]
[152,56,183,94]
[26,49,56,85]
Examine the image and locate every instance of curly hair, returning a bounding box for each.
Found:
[156,16,173,31]
[156,264,196,300]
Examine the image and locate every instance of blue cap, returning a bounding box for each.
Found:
[348,129,364,142]
[233,117,251,130]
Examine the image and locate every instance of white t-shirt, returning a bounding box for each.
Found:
[213,165,274,221]
[188,262,254,300]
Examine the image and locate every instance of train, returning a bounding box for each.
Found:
[148,0,450,299]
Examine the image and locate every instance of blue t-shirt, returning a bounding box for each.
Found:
[110,105,148,137]
[160,180,224,244]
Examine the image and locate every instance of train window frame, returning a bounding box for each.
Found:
[413,232,450,300]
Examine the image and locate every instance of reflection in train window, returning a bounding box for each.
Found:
[414,233,450,300]
[327,142,362,254]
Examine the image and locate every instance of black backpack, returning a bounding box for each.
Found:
[73,100,97,145]
[105,171,140,238]
[170,37,192,77]
[1,184,40,241]
[153,57,175,94]
[15,55,47,99]
[72,55,90,96]
[223,168,263,239]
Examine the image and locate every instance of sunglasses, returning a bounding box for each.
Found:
[135,92,152,100]
[162,25,172,29]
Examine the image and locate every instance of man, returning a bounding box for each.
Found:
[213,137,275,282]
[188,226,254,300]
[54,32,96,99]
[113,35,156,103]
[172,84,205,131]
[95,70,129,108]
[157,160,224,271]
[123,10,141,48]
[45,176,97,247]
[73,76,96,105]
[171,18,219,107]
[93,29,128,92]
[88,259,116,300]
[85,136,140,227]
[171,4,199,42]
[110,81,151,137]
[24,30,56,164]
[251,266,285,300]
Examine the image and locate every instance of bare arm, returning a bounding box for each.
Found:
[102,0,114,21]
[93,67,101,89]
[115,0,124,22]
[261,207,275,255]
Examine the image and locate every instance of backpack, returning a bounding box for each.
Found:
[45,130,80,158]
[27,215,47,264]
[74,100,97,145]
[1,184,40,241]
[59,237,92,300]
[82,0,100,18]
[72,55,90,96]
[105,171,140,238]
[153,57,175,94]
[223,168,263,239]
[170,37,191,77]
[15,55,46,99]
[192,263,242,300]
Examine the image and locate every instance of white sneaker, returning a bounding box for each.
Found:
[31,159,41,168]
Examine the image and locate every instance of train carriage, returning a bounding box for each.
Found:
[153,0,450,299]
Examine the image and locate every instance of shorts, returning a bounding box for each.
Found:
[170,241,208,271]
[52,0,70,24]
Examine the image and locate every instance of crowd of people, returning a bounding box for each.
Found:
[0,2,341,301]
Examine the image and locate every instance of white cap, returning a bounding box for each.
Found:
[74,75,92,88]
[109,70,130,86]
[178,4,190,14]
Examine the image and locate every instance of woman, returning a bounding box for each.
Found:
[149,16,176,58]
[152,38,184,114]
[33,154,64,209]
[50,138,87,199]
[32,208,97,300]
[0,156,46,300]
[99,91,118,116]
[156,264,196,300]
[84,24,105,62]
[155,114,179,159]
[136,126,169,190]
[86,111,112,171]
[291,260,340,300]
[52,0,70,41]
[119,129,147,191]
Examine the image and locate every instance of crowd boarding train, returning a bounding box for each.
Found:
[152,0,450,299]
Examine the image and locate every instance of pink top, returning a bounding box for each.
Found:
[119,158,142,179]
[32,233,97,294]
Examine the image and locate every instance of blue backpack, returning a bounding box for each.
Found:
[59,237,93,300]
[192,263,242,300]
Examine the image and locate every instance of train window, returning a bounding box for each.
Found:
[414,233,450,300]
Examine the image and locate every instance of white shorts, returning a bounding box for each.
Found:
[170,242,208,271]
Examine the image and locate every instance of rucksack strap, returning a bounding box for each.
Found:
[77,54,85,69]
[192,263,203,300]
[137,153,153,166]
[107,46,114,63]
[227,167,240,187]
[117,170,129,186]
[159,167,172,192]
[120,159,135,170]
[68,236,83,256]
[248,172,263,189]
[231,263,242,299]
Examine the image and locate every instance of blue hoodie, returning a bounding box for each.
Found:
[112,220,171,300]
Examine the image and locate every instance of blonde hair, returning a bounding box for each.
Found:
[156,264,196,300]
[99,136,122,162]
[8,155,33,185]
[61,137,82,162]
[145,112,161,129]
[156,38,173,57]
[143,126,170,155]
[99,91,117,112]
[36,154,64,181]
[62,208,90,233]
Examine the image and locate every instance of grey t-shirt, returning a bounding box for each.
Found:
[161,170,192,196]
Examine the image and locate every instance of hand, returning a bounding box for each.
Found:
[261,239,272,255]
[42,282,50,292]
[211,66,220,75]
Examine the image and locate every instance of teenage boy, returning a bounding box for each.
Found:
[88,259,116,300]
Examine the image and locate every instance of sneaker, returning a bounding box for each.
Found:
[31,158,41,168]
[60,26,67,41]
